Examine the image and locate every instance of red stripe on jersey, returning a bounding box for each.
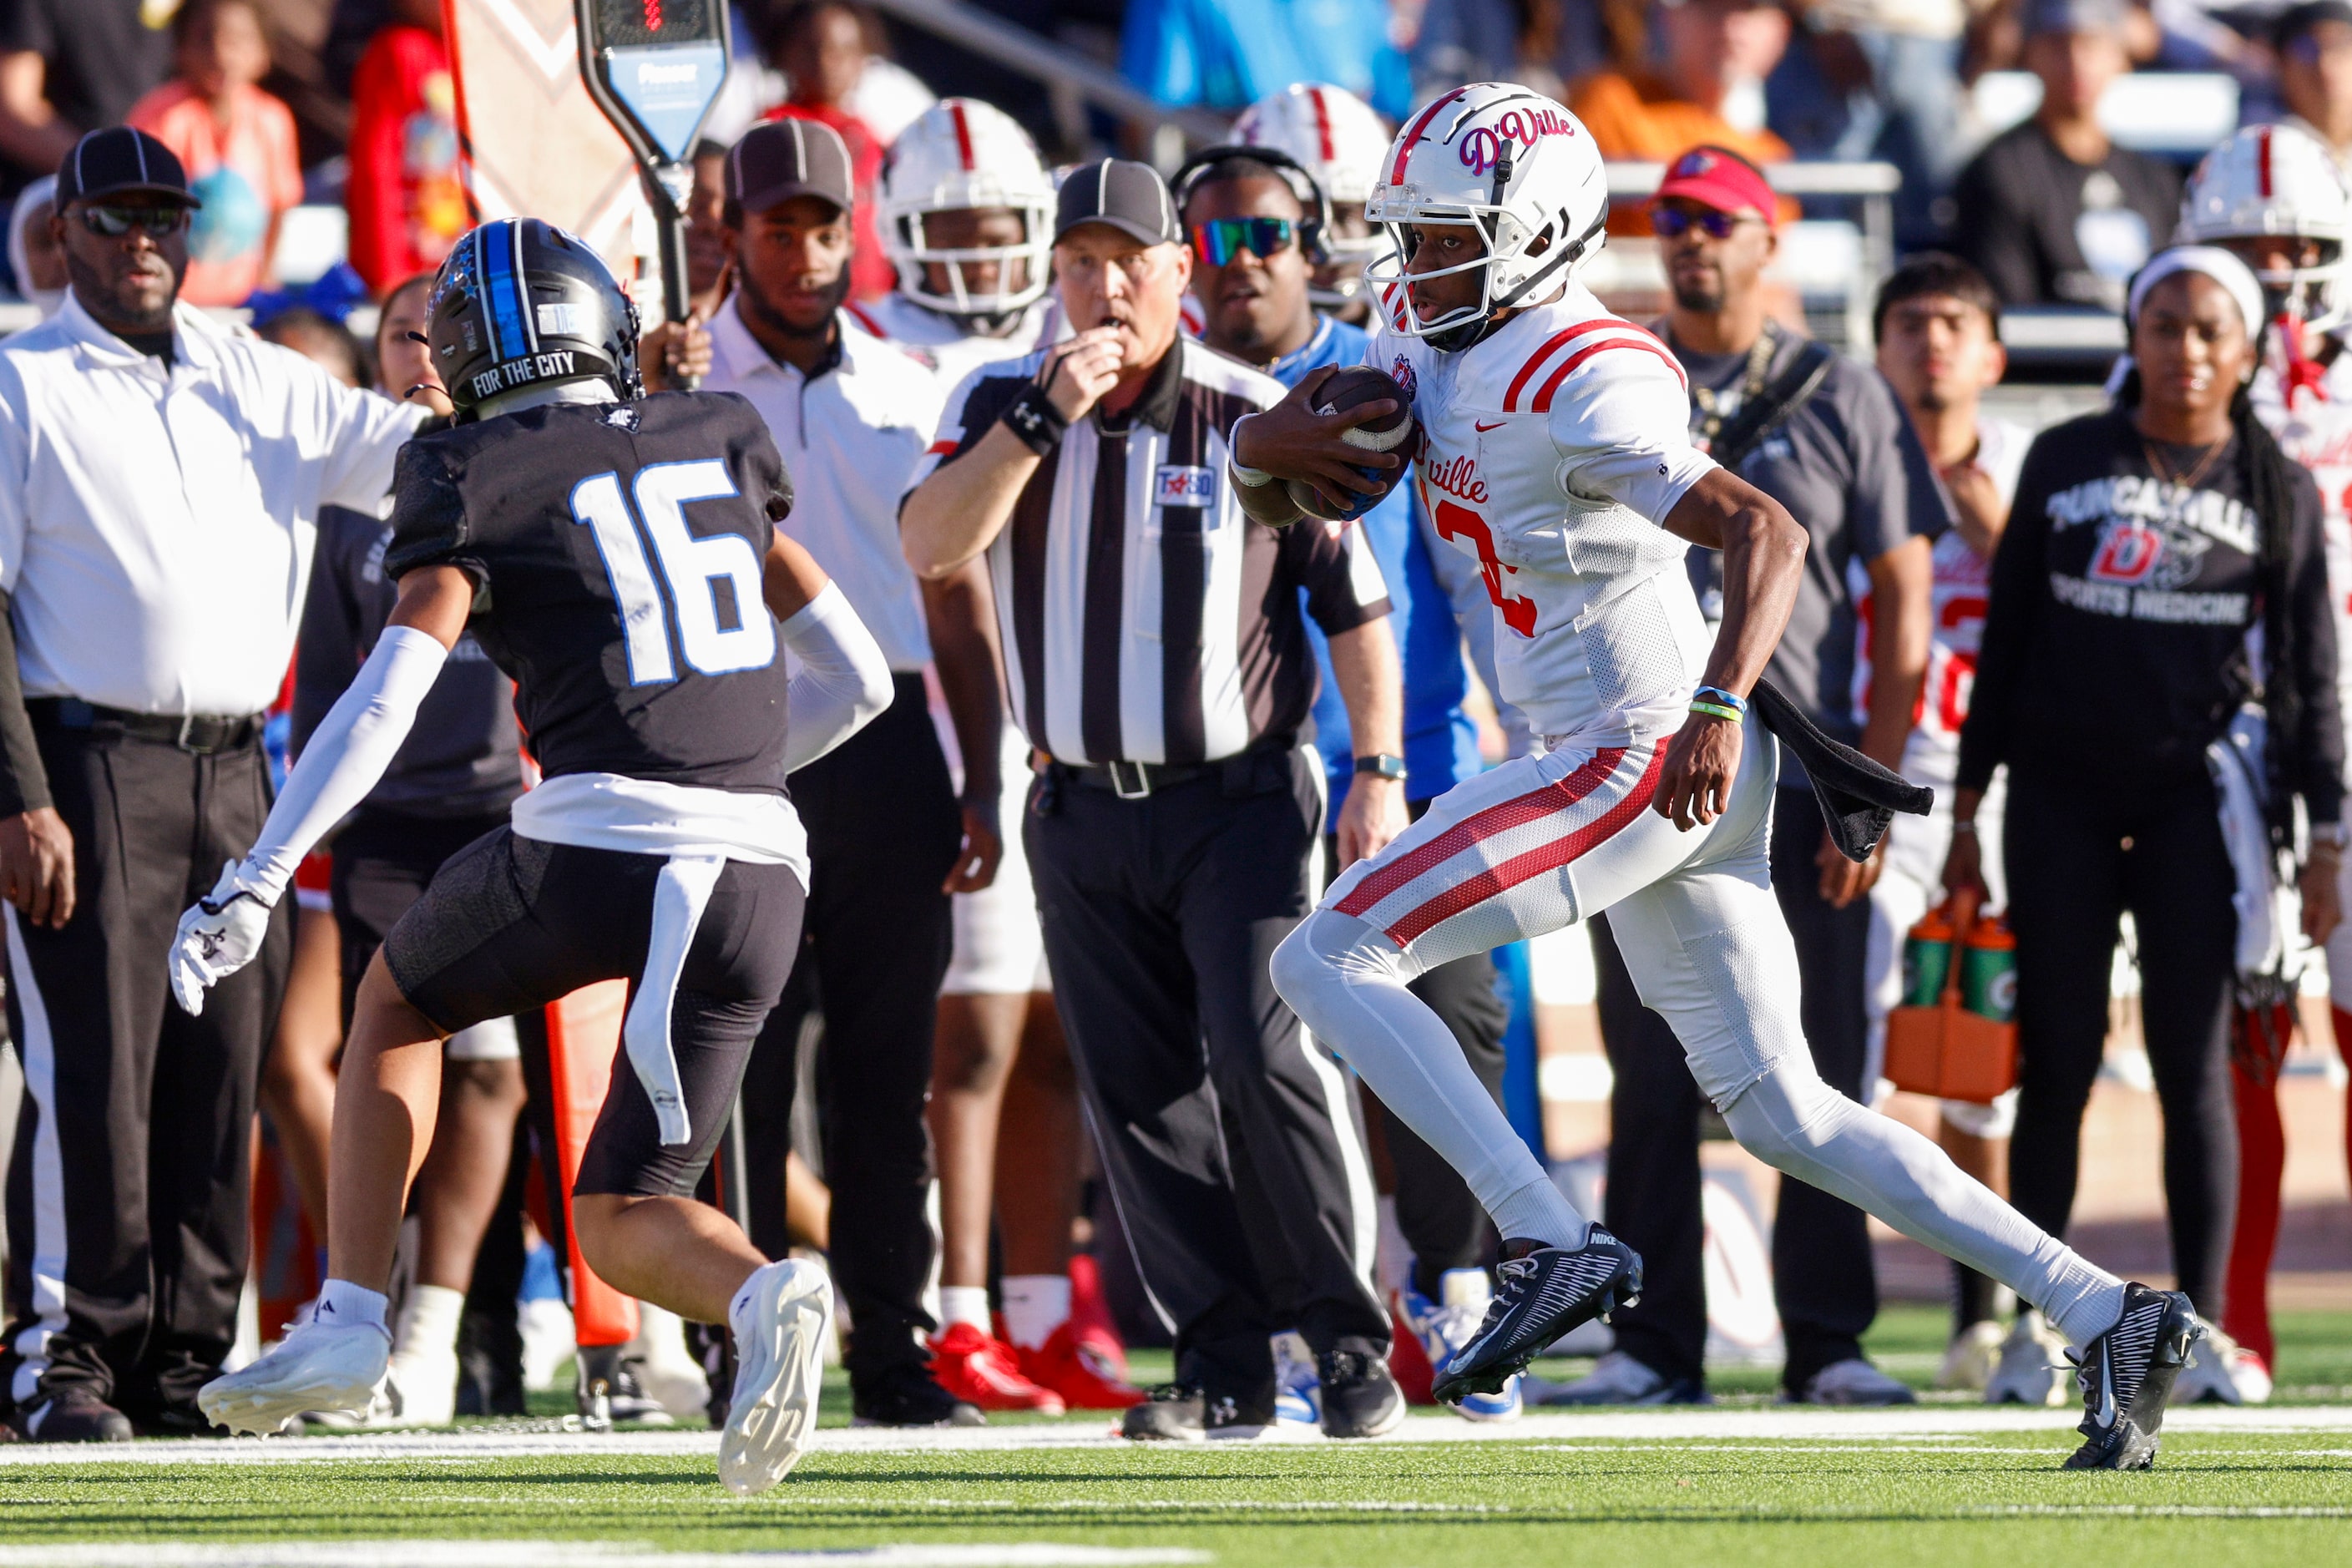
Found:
[950,100,975,171]
[1529,336,1687,413]
[2259,124,2274,198]
[1381,281,1409,331]
[1378,743,1665,946]
[927,439,956,455]
[1308,85,1335,161]
[1390,89,1469,185]
[844,301,883,336]
[1337,746,1630,918]
[1502,321,1620,411]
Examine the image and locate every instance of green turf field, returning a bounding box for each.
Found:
[0,1308,2342,1568]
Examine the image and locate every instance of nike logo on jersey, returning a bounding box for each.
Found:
[1474,419,1506,432]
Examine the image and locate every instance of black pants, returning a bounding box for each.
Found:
[2004,765,2238,1315]
[2,723,291,1417]
[1328,802,1509,1297]
[741,675,958,1388]
[1592,786,1876,1391]
[1029,748,1387,1403]
[331,806,513,1026]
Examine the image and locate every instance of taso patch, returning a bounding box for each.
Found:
[1391,355,1418,402]
[1156,465,1217,506]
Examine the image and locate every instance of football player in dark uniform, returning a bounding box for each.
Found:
[175,219,893,1494]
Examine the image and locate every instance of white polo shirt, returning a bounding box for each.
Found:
[0,293,426,716]
[705,296,943,671]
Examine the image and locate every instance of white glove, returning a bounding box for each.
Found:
[169,861,276,1015]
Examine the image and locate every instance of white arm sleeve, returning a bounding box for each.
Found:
[235,624,448,901]
[779,581,893,773]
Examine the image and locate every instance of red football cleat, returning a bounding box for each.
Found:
[928,1323,1065,1414]
[1019,1319,1146,1409]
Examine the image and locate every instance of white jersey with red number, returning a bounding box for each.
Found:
[2251,348,2352,790]
[1370,281,1718,742]
[848,293,1063,389]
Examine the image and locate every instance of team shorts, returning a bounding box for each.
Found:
[944,727,1050,995]
[332,806,524,1058]
[382,827,806,1198]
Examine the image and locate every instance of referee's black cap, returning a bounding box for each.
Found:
[1055,159,1181,248]
[56,127,201,209]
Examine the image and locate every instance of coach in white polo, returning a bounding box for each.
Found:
[0,129,426,1443]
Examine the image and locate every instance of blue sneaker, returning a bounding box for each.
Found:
[1271,1330,1321,1429]
[1400,1268,1521,1421]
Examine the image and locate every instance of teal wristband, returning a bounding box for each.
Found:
[1692,685,1748,716]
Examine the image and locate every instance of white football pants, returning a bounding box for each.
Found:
[1270,717,2126,1348]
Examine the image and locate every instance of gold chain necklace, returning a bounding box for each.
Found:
[1686,322,1780,452]
[2143,433,2228,492]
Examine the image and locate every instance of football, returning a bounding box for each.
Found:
[1287,366,1419,523]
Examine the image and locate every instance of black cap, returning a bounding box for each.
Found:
[2277,0,2352,48]
[726,118,856,215]
[55,127,200,209]
[2020,0,2126,37]
[1055,159,1180,248]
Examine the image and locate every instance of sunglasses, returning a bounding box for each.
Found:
[78,205,190,238]
[1651,207,1752,240]
[1191,217,1298,267]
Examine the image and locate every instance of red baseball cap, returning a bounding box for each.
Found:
[1651,145,1779,228]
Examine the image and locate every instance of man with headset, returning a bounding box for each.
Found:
[1175,143,1521,1425]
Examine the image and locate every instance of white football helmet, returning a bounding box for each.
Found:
[879,98,1055,318]
[2179,122,2352,332]
[1363,83,1609,352]
[1232,83,1391,307]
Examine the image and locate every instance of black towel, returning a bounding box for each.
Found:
[1748,676,1935,862]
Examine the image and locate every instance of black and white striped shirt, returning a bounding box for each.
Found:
[909,338,1392,767]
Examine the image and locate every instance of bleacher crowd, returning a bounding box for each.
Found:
[0,0,2342,1444]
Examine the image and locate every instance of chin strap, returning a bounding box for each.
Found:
[2278,312,2329,407]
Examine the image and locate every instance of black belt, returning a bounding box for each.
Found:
[28,698,267,755]
[1045,740,1297,802]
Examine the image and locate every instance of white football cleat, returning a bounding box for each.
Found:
[1936,1319,2007,1392]
[2171,1325,2272,1405]
[720,1257,833,1496]
[382,1345,459,1428]
[198,1318,391,1435]
[1791,1357,1917,1406]
[1984,1310,2071,1407]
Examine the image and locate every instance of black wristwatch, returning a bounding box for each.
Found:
[1353,753,1408,782]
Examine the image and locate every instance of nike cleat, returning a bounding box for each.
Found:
[1431,1229,1642,1404]
[720,1257,833,1495]
[197,1319,390,1436]
[1399,1268,1521,1420]
[2063,1282,2205,1471]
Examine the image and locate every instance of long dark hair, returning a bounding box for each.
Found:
[2115,362,2305,842]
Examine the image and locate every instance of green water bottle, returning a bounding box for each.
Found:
[1902,904,1957,1007]
[1960,913,2018,1024]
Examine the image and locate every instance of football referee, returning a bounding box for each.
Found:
[903,159,1409,1441]
[0,129,426,1442]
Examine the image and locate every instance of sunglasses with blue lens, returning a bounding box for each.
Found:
[1191,216,1298,267]
[1651,207,1748,240]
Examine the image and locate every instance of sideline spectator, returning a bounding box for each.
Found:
[0,0,173,194]
[1950,0,2181,310]
[764,2,894,301]
[902,159,1406,1442]
[255,306,365,387]
[1563,147,1941,1409]
[6,176,65,319]
[2277,1,2352,170]
[127,0,303,307]
[1767,0,1968,248]
[1946,246,2344,1373]
[685,137,731,318]
[1570,0,1793,167]
[0,128,425,1443]
[1868,253,2031,1395]
[345,0,465,296]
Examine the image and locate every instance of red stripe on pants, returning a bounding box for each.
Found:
[2223,1054,2284,1368]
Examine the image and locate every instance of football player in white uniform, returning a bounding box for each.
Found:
[1232,82,1392,326]
[860,97,1061,384]
[2174,119,2352,1404]
[1244,81,2206,1469]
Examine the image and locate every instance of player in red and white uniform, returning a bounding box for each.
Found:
[862,96,1136,1416]
[861,98,1062,386]
[2175,119,2352,1401]
[1245,81,2203,1469]
[1232,82,1392,325]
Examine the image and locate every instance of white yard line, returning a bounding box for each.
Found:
[0,1405,2346,1466]
[0,1546,1214,1567]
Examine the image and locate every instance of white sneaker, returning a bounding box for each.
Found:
[1936,1320,2006,1392]
[198,1319,391,1435]
[631,1300,713,1422]
[1793,1357,1917,1406]
[1532,1349,1690,1406]
[1271,1330,1320,1429]
[720,1258,833,1496]
[1984,1310,2071,1407]
[382,1346,459,1428]
[2172,1326,2272,1405]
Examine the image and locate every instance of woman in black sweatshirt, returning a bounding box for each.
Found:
[1943,246,2344,1334]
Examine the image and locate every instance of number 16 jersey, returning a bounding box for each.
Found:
[1371,281,1719,741]
[385,390,798,792]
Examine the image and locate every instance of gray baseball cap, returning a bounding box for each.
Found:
[2022,0,2128,38]
[1054,159,1181,248]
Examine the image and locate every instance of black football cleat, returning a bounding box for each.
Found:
[1431,1229,1642,1404]
[1120,1384,1205,1441]
[1318,1349,1404,1439]
[2063,1282,2205,1471]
